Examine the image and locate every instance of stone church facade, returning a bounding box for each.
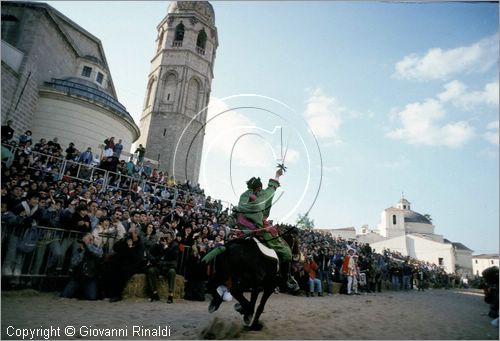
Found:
[137,1,218,184]
[1,2,139,154]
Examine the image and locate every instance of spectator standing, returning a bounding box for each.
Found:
[47,137,62,154]
[104,227,144,302]
[113,139,123,159]
[342,247,360,295]
[61,233,103,300]
[1,120,15,142]
[135,144,146,163]
[78,147,94,165]
[104,137,115,150]
[65,142,77,161]
[18,130,32,146]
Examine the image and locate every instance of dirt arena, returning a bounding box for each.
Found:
[1,288,498,340]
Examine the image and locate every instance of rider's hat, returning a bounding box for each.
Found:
[246,177,262,191]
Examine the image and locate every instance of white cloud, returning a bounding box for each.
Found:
[303,88,344,139]
[438,80,500,110]
[394,34,499,81]
[484,120,499,146]
[387,98,474,148]
[203,97,300,169]
[388,79,500,148]
[437,80,467,102]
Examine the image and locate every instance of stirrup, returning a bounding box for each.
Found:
[287,276,300,292]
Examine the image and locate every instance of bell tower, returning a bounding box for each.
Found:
[138,1,218,183]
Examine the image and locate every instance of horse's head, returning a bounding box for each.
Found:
[277,225,300,256]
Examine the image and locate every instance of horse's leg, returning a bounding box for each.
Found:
[250,285,274,330]
[207,259,228,313]
[231,286,254,326]
[249,288,259,316]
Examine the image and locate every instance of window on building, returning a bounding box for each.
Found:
[1,14,20,46]
[163,128,166,137]
[475,260,478,264]
[157,30,164,52]
[392,215,396,225]
[197,29,207,49]
[81,66,92,77]
[438,258,443,266]
[174,22,185,42]
[403,205,406,209]
[492,260,495,265]
[96,72,104,84]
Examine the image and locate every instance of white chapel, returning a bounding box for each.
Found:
[358,197,473,277]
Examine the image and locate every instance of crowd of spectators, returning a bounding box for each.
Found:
[286,227,468,297]
[1,127,469,304]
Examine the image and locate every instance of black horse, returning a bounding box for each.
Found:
[205,226,300,330]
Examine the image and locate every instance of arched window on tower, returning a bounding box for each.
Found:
[1,14,20,46]
[163,73,177,103]
[173,22,185,47]
[156,29,164,52]
[145,78,157,109]
[392,215,397,225]
[196,29,207,55]
[186,78,200,117]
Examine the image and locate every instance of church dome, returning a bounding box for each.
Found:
[167,1,215,25]
[403,210,432,224]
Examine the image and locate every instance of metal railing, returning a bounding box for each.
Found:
[2,143,234,213]
[0,223,195,289]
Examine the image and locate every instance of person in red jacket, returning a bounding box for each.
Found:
[342,247,360,295]
[303,254,323,296]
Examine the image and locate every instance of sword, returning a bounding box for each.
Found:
[277,127,289,173]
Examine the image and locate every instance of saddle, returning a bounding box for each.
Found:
[250,237,278,274]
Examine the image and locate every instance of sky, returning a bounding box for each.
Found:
[43,1,499,255]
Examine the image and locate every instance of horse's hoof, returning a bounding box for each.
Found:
[250,321,264,331]
[243,315,253,327]
[208,300,221,313]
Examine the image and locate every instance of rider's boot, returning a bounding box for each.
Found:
[279,261,299,293]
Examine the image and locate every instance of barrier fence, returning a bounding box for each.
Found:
[1,223,195,290]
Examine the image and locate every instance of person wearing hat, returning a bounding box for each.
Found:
[234,168,290,259]
[203,167,299,295]
[342,246,360,295]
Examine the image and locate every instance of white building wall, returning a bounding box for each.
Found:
[378,208,405,238]
[406,235,454,273]
[472,257,500,277]
[455,249,473,277]
[31,94,138,156]
[357,232,385,245]
[331,229,357,240]
[370,235,455,273]
[370,235,408,255]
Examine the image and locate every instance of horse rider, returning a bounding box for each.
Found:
[203,167,299,298]
[235,169,286,253]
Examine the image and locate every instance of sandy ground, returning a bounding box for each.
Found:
[1,288,498,340]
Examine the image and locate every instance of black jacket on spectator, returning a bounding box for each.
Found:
[67,211,91,233]
[112,237,145,276]
[149,240,179,271]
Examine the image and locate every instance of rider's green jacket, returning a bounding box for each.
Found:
[236,178,280,228]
